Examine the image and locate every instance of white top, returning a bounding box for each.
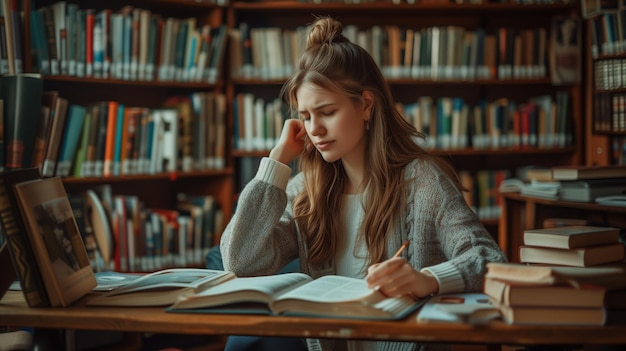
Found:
[335,193,376,351]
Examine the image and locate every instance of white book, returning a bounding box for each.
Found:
[149,110,164,174]
[51,1,67,75]
[243,93,255,151]
[92,18,104,78]
[254,97,265,150]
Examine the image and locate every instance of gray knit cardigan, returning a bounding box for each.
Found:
[221,157,507,351]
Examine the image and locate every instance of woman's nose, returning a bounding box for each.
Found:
[309,116,325,136]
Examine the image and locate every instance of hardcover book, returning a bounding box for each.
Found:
[483,276,607,308]
[41,96,69,177]
[551,165,626,181]
[56,104,87,177]
[559,179,626,202]
[523,225,621,249]
[167,273,427,320]
[0,168,49,307]
[519,243,626,268]
[495,303,606,326]
[0,74,44,169]
[14,177,96,306]
[485,262,626,289]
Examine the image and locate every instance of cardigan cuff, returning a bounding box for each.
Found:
[421,261,465,295]
[255,157,292,190]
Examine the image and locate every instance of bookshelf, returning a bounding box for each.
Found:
[7,0,586,269]
[584,1,626,166]
[225,1,584,237]
[16,0,232,272]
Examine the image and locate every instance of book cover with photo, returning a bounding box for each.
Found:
[14,177,96,306]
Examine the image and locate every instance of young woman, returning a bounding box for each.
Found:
[221,16,506,351]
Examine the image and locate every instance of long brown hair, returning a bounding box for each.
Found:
[280,16,461,266]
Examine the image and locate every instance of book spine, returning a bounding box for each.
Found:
[0,74,44,169]
[0,172,50,307]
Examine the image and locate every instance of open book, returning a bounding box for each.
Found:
[167,273,428,320]
[86,268,235,306]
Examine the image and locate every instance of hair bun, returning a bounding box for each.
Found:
[306,16,344,49]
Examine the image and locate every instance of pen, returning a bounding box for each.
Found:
[392,240,410,258]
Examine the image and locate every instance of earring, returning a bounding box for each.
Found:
[365,120,370,132]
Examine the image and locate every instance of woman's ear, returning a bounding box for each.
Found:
[361,90,374,119]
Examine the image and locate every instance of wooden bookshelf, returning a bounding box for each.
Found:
[20,0,232,272]
[226,1,584,240]
[14,0,586,267]
[583,5,626,166]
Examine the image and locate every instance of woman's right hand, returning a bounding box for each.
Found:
[269,119,307,165]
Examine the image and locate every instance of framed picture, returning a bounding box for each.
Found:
[14,177,96,307]
[550,16,582,85]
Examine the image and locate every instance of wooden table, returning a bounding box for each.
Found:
[1,291,626,350]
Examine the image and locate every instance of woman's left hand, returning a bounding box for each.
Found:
[366,258,439,299]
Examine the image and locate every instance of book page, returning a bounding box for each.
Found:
[270,275,424,319]
[104,268,234,296]
[275,275,374,303]
[172,272,313,309]
[92,271,143,292]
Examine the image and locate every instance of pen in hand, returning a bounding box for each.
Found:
[392,240,410,258]
[371,240,410,294]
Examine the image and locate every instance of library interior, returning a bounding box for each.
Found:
[1,0,626,350]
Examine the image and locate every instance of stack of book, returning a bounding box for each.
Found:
[550,165,626,203]
[483,225,626,325]
[519,225,625,267]
[483,262,626,325]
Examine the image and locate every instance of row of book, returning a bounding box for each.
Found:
[69,184,223,273]
[0,73,227,176]
[593,92,626,133]
[460,169,510,220]
[29,2,228,83]
[483,225,626,325]
[499,164,626,203]
[594,59,626,91]
[230,23,553,81]
[589,3,626,58]
[232,90,573,152]
[401,92,573,150]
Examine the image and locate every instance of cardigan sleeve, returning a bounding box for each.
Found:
[406,160,507,293]
[220,157,301,276]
